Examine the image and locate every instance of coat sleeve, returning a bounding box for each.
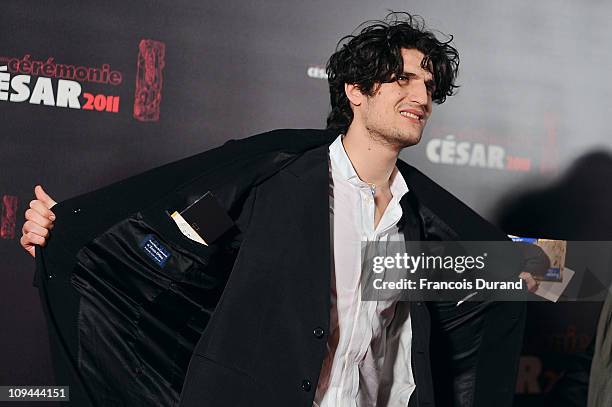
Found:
[398,160,527,407]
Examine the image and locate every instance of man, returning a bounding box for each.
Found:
[21,13,531,407]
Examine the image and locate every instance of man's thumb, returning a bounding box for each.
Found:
[34,185,57,208]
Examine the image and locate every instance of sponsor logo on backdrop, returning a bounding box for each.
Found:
[422,122,559,174]
[0,39,165,121]
[306,65,328,79]
[1,195,18,240]
[133,39,165,122]
[0,55,122,113]
[426,135,532,172]
[424,124,560,174]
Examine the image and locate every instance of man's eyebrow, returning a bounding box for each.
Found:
[396,71,435,88]
[401,71,434,81]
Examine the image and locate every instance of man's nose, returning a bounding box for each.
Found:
[408,80,429,106]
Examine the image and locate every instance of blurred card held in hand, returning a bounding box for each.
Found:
[509,235,567,282]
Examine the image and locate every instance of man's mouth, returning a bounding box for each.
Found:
[399,109,425,123]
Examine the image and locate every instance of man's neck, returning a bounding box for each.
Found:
[342,125,400,189]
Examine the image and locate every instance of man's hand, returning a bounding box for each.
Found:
[20,185,57,257]
[516,242,549,293]
[519,271,540,293]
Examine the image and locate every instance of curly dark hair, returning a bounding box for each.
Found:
[326,12,460,134]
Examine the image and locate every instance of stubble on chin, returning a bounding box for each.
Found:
[365,125,422,150]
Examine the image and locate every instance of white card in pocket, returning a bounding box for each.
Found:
[170,211,208,245]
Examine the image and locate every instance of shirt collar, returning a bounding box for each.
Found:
[329,135,409,200]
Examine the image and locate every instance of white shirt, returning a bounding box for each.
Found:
[314,136,416,407]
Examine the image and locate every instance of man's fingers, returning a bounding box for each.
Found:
[34,185,57,209]
[20,186,56,259]
[25,208,54,229]
[20,232,46,249]
[22,220,49,238]
[29,200,56,222]
[519,271,539,293]
[19,235,36,257]
[23,232,47,247]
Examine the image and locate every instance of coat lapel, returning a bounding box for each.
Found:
[283,142,333,297]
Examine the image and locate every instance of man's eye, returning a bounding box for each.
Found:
[396,75,409,83]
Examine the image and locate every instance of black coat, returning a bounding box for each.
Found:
[35,128,525,407]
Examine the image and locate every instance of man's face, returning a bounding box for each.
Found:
[356,48,434,148]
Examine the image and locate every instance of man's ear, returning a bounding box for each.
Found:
[345,83,364,107]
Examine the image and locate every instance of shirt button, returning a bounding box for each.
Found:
[301,379,312,392]
[313,327,325,338]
